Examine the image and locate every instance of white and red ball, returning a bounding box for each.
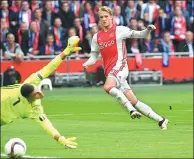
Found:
[5,138,26,158]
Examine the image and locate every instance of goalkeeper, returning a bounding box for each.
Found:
[1,36,81,149]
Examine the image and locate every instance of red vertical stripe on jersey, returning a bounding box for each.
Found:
[114,40,127,76]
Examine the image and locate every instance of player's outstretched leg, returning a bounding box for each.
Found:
[123,89,169,130]
[104,78,142,119]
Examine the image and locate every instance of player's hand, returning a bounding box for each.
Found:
[82,63,88,71]
[63,36,82,56]
[58,136,78,149]
[147,25,156,31]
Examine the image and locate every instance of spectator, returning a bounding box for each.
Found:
[136,0,144,12]
[42,1,56,29]
[18,1,32,28]
[0,0,18,35]
[170,6,186,52]
[155,8,170,37]
[17,22,28,55]
[30,0,42,12]
[3,32,23,62]
[143,12,150,27]
[27,21,41,56]
[128,39,141,54]
[158,0,173,16]
[50,17,66,52]
[139,34,154,53]
[73,17,85,42]
[0,0,10,27]
[113,5,124,26]
[1,18,10,43]
[124,0,141,26]
[180,31,194,57]
[70,0,81,17]
[51,0,60,13]
[10,0,22,13]
[93,0,103,18]
[65,27,83,58]
[40,34,59,55]
[83,25,99,54]
[33,8,49,46]
[83,2,97,32]
[160,31,175,55]
[137,19,146,30]
[152,36,164,53]
[172,0,191,30]
[141,0,160,24]
[129,18,138,30]
[102,0,118,9]
[161,31,175,66]
[58,2,75,29]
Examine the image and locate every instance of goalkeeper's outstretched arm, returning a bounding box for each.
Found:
[34,114,77,149]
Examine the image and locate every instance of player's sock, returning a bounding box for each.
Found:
[134,101,163,122]
[108,87,136,112]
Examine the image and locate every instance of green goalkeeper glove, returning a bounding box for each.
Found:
[58,136,78,149]
[63,36,82,56]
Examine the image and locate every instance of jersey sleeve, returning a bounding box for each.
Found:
[117,26,134,39]
[28,100,44,120]
[91,33,99,53]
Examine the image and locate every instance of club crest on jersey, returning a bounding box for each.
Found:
[99,40,115,49]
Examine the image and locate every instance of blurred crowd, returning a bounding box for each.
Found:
[0,0,193,62]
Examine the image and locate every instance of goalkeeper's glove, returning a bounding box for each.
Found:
[58,136,78,149]
[63,36,82,56]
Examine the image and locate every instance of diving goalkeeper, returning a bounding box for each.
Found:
[1,36,81,149]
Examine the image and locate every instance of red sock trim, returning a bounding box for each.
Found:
[105,86,114,94]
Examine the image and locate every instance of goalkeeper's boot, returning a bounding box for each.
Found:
[130,110,142,119]
[158,118,169,130]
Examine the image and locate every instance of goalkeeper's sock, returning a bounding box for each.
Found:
[108,87,136,112]
[134,101,163,122]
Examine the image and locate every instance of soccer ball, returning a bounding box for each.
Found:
[4,138,27,158]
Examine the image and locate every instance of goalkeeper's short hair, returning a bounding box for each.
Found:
[20,84,34,98]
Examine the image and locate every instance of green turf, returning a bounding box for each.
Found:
[1,84,193,158]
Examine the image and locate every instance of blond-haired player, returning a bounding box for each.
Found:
[1,36,81,148]
[83,6,168,130]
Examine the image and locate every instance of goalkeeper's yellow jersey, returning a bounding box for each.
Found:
[1,55,63,126]
[1,72,44,126]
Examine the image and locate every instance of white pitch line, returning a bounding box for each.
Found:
[48,112,126,117]
[47,110,193,117]
[0,153,58,158]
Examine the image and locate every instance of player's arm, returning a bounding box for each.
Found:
[120,25,156,39]
[32,113,77,149]
[28,101,77,148]
[82,33,99,70]
[131,25,156,38]
[24,36,81,85]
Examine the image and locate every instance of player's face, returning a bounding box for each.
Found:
[99,11,113,28]
[31,88,44,100]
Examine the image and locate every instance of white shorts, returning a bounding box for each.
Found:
[108,66,131,92]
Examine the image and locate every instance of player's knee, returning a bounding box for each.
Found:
[103,84,114,94]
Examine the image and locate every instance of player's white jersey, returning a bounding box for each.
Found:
[91,25,134,76]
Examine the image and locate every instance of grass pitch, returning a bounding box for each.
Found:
[1,84,193,158]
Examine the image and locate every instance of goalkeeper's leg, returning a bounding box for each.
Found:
[37,36,81,79]
[37,53,64,79]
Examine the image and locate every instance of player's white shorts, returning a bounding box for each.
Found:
[108,66,131,92]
